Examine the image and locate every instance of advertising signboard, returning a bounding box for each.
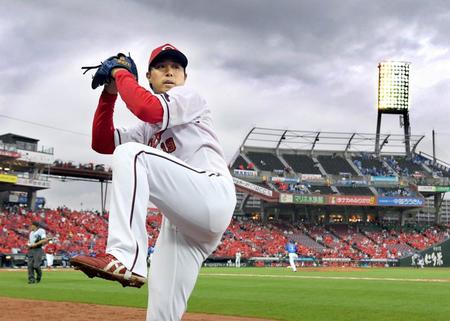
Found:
[328,195,376,206]
[294,195,326,205]
[377,197,424,207]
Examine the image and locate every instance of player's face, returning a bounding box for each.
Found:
[147,59,187,93]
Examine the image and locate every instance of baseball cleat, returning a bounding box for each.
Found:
[70,254,146,288]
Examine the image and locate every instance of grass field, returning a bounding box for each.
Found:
[1,267,450,321]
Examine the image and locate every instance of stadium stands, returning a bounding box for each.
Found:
[337,186,373,195]
[376,187,416,197]
[416,153,450,178]
[231,155,250,170]
[317,155,358,175]
[0,208,161,260]
[3,127,450,270]
[309,185,334,194]
[384,156,429,177]
[352,155,393,176]
[282,153,322,174]
[213,219,287,258]
[289,230,326,253]
[246,151,285,172]
[1,208,449,267]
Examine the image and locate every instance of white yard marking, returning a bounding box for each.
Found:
[200,273,450,283]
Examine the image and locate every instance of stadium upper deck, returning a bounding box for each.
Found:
[230,127,450,224]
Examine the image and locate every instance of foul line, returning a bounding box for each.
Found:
[200,273,450,283]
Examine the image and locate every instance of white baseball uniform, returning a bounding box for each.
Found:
[288,252,298,272]
[102,84,236,321]
[235,251,241,268]
[45,241,57,268]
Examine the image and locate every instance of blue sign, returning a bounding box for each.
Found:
[18,195,46,206]
[377,197,424,207]
[371,176,398,182]
[336,179,368,186]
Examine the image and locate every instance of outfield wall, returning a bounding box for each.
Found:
[399,238,450,267]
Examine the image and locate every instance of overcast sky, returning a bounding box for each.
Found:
[2,0,450,211]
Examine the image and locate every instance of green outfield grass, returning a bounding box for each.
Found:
[1,267,450,321]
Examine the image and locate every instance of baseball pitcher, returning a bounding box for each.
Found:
[71,44,236,321]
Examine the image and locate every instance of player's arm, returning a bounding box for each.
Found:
[35,237,50,247]
[112,69,163,124]
[91,88,117,154]
[29,237,50,249]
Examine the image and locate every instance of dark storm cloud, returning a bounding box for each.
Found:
[1,1,150,94]
[3,0,449,91]
[133,0,450,85]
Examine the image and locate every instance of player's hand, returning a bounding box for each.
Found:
[111,67,138,80]
[104,79,118,95]
[111,68,125,78]
[82,53,138,89]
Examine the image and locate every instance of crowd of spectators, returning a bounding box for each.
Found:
[52,160,111,172]
[382,155,426,178]
[273,181,310,194]
[414,154,450,178]
[213,219,287,258]
[353,155,393,177]
[397,226,449,250]
[377,187,415,197]
[236,162,255,171]
[0,207,161,260]
[300,224,363,260]
[1,208,449,266]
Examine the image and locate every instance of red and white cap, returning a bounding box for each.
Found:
[148,43,188,69]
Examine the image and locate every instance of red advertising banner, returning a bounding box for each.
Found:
[0,150,20,158]
[328,195,376,206]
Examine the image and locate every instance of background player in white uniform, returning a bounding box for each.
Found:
[235,249,242,268]
[45,239,57,269]
[71,44,236,321]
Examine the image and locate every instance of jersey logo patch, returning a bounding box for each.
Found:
[160,137,176,153]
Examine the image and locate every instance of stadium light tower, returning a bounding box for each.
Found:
[375,61,411,157]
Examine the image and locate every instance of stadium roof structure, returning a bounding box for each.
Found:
[240,127,425,155]
[0,133,39,144]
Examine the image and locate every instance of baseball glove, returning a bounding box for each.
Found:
[82,53,138,89]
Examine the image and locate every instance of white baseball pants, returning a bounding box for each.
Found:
[105,142,236,321]
[289,253,297,272]
[235,256,241,268]
[46,253,54,267]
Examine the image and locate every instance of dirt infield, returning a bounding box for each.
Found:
[0,297,274,321]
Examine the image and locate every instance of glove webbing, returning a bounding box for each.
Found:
[81,64,102,75]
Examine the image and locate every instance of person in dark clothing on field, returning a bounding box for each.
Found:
[27,222,48,284]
